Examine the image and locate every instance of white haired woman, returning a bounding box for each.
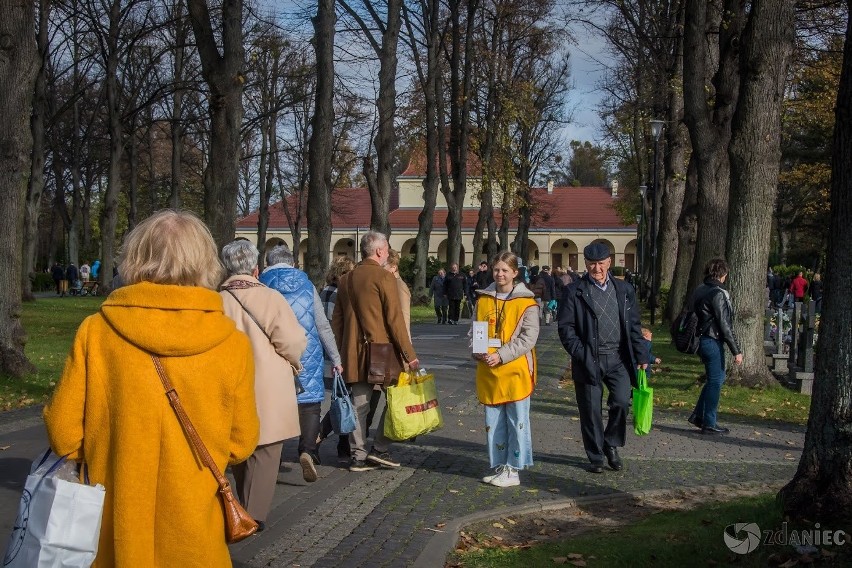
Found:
[44,210,260,567]
[220,240,307,530]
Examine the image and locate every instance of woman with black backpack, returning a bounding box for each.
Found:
[687,258,743,435]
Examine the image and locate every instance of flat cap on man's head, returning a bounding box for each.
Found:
[583,243,610,262]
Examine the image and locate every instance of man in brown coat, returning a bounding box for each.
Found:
[332,231,420,471]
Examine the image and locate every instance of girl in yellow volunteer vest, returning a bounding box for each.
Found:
[473,252,539,487]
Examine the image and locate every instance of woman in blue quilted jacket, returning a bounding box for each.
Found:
[261,244,343,483]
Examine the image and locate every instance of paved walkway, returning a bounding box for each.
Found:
[0,323,805,567]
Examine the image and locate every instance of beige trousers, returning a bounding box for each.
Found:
[231,441,284,522]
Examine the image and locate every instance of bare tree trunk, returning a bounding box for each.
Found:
[0,0,38,377]
[22,0,50,302]
[99,0,123,294]
[306,1,335,283]
[658,58,688,293]
[127,125,140,229]
[725,0,795,387]
[665,154,699,321]
[443,0,478,265]
[779,0,852,521]
[403,0,440,300]
[169,0,188,209]
[188,0,244,248]
[682,0,744,294]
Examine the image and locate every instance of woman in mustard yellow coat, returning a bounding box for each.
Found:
[43,210,259,568]
[473,252,539,488]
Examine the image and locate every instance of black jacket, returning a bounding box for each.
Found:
[538,272,556,301]
[691,278,741,356]
[557,273,645,386]
[443,271,467,300]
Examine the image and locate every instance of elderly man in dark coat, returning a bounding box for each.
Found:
[557,243,647,473]
[332,231,420,472]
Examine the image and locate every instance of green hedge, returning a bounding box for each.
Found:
[31,273,54,292]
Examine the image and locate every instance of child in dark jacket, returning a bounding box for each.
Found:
[641,328,662,372]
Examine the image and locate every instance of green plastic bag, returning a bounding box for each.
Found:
[632,368,653,436]
[384,371,443,441]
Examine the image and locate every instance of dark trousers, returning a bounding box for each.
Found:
[297,402,322,463]
[319,411,352,458]
[434,303,448,322]
[574,353,632,464]
[448,299,462,322]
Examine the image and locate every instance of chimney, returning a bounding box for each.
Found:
[610,179,619,197]
[547,179,554,194]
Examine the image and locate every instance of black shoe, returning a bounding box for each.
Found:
[366,450,401,468]
[687,412,704,429]
[587,462,604,474]
[701,425,730,435]
[604,446,623,471]
[349,459,378,472]
[255,520,266,533]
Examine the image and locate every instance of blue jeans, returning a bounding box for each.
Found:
[484,397,533,469]
[694,336,726,427]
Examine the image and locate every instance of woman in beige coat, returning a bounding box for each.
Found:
[220,240,307,530]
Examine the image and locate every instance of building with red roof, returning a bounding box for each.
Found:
[235,161,638,271]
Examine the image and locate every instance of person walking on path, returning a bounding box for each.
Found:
[43,210,259,567]
[318,257,357,462]
[429,269,449,324]
[331,231,420,472]
[444,263,468,324]
[80,260,91,282]
[51,261,65,296]
[220,240,307,530]
[687,258,743,435]
[473,252,539,488]
[810,272,823,313]
[789,271,809,303]
[474,260,493,291]
[557,243,646,474]
[261,244,343,483]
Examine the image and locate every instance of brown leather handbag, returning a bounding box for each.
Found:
[346,275,402,387]
[152,356,258,543]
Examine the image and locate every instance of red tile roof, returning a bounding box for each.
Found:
[235,185,634,231]
[399,141,483,177]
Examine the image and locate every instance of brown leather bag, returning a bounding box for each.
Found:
[152,356,258,543]
[368,342,402,386]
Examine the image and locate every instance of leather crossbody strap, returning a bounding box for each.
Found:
[345,272,370,344]
[151,355,230,493]
[225,289,273,343]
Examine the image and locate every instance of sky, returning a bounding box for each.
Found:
[266,0,609,145]
[563,29,609,144]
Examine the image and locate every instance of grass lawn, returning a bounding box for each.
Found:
[451,493,852,567]
[641,319,811,425]
[0,296,104,410]
[2,298,812,425]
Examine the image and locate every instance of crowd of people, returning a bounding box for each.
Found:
[41,209,745,565]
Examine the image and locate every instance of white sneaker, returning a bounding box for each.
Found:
[488,466,520,487]
[481,465,507,483]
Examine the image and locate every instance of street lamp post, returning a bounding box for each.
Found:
[649,119,664,326]
[635,213,642,287]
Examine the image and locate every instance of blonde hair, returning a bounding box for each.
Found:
[118,209,223,290]
[325,256,356,285]
[386,248,401,268]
